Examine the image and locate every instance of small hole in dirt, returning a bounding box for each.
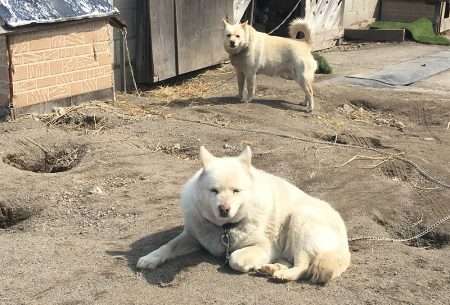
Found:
[56,114,106,130]
[321,134,389,149]
[408,229,449,249]
[3,145,87,173]
[0,203,35,228]
[350,99,378,111]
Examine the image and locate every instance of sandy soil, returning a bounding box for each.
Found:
[1,42,449,305]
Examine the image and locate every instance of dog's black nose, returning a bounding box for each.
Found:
[230,41,236,47]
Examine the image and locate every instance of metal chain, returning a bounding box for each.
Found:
[221,227,231,266]
[171,117,450,189]
[348,215,450,243]
[120,29,140,97]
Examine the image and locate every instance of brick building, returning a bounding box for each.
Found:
[0,0,118,117]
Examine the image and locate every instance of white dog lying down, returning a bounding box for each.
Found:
[137,146,350,283]
[222,18,318,112]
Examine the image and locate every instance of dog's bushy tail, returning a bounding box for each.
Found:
[288,18,313,45]
[306,251,350,284]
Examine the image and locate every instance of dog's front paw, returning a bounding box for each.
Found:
[229,247,267,272]
[136,253,163,270]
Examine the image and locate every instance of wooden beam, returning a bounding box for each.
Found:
[344,29,405,42]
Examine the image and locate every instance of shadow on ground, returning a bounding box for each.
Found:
[163,96,308,112]
[107,226,240,286]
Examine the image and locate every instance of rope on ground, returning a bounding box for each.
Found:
[170,116,450,189]
[267,0,303,35]
[348,215,450,243]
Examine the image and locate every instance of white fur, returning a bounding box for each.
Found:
[222,19,318,112]
[137,146,350,283]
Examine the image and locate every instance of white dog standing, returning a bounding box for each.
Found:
[137,146,350,283]
[222,18,318,112]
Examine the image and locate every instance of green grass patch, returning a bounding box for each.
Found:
[313,52,332,74]
[371,18,450,46]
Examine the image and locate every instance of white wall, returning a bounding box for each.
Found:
[343,0,381,27]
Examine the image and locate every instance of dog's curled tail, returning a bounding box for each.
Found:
[288,18,313,45]
[306,251,350,283]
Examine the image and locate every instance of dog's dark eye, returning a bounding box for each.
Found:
[236,35,240,38]
[233,188,241,194]
[227,34,231,38]
[209,188,218,194]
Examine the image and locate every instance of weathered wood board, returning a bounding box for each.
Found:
[344,29,405,42]
[148,0,177,82]
[175,0,231,75]
[302,0,344,50]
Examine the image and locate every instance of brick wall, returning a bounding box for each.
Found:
[9,19,113,108]
[344,0,381,27]
[0,35,9,107]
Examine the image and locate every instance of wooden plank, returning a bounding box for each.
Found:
[135,0,151,83]
[149,0,177,82]
[439,2,450,33]
[303,0,344,50]
[175,0,232,75]
[344,29,405,42]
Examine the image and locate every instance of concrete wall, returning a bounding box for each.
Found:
[8,19,113,108]
[343,0,381,27]
[0,35,9,106]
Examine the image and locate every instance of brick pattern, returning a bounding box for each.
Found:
[9,19,113,108]
[343,0,381,27]
[0,36,10,106]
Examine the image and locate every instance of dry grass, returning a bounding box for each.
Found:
[148,64,234,102]
[339,103,397,125]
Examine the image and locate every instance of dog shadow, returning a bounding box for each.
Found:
[106,226,241,286]
[167,96,310,112]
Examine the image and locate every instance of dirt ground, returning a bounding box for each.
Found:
[1,42,449,305]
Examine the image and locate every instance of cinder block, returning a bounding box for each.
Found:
[22,51,46,64]
[97,75,113,90]
[72,70,87,81]
[28,62,50,78]
[51,35,65,48]
[14,79,37,92]
[97,52,112,66]
[29,37,51,51]
[50,59,64,75]
[48,84,71,100]
[36,75,58,88]
[344,11,358,27]
[12,92,28,107]
[28,88,49,105]
[65,32,85,46]
[13,65,28,81]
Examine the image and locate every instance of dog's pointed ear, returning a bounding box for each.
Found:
[238,146,252,166]
[222,19,228,28]
[200,146,215,168]
[241,20,248,27]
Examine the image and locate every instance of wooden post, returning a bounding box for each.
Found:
[249,0,255,25]
[119,30,127,92]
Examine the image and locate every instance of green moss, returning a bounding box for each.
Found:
[371,18,450,46]
[313,52,332,74]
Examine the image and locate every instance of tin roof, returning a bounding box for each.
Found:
[0,0,118,28]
